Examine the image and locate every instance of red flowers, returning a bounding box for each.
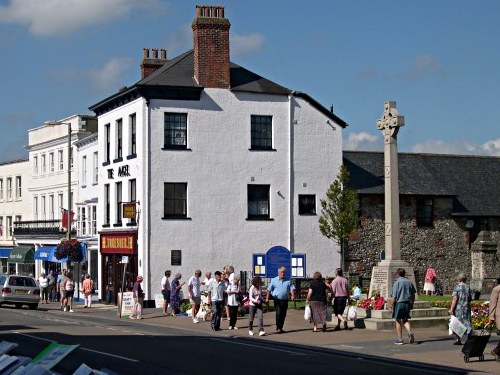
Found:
[359,296,385,310]
[55,239,83,262]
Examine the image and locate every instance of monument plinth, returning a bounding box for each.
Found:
[369,101,416,300]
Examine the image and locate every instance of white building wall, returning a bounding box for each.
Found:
[0,159,30,244]
[145,89,343,296]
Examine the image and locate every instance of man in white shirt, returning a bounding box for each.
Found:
[188,270,202,323]
[160,270,171,316]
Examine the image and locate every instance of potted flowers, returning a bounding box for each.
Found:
[54,239,83,262]
[357,290,385,317]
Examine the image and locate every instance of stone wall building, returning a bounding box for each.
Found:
[344,151,500,295]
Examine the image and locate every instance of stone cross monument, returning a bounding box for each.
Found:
[369,101,417,300]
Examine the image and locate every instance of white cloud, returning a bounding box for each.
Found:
[411,139,500,156]
[49,56,133,93]
[401,54,445,81]
[343,132,382,151]
[88,57,133,91]
[231,33,264,57]
[0,0,165,36]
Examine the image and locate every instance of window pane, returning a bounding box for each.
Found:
[164,113,187,149]
[164,183,187,218]
[248,185,270,219]
[251,115,272,150]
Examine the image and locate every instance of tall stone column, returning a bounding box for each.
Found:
[368,101,416,300]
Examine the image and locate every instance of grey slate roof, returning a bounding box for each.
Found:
[90,50,346,127]
[343,151,500,217]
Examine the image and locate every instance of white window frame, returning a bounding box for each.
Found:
[6,178,12,200]
[93,151,98,184]
[58,150,64,171]
[82,155,87,186]
[49,152,54,172]
[15,176,21,199]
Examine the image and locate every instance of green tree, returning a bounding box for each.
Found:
[319,165,360,271]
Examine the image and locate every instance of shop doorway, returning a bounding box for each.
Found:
[101,254,137,305]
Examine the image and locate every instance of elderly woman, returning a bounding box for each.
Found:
[306,271,329,332]
[449,273,473,345]
[170,273,186,315]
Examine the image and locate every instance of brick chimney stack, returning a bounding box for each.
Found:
[192,5,231,88]
[141,47,168,79]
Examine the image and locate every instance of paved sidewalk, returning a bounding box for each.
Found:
[43,301,500,374]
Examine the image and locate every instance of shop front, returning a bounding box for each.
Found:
[100,231,138,305]
[8,246,35,276]
[0,247,11,274]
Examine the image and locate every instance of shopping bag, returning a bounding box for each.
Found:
[304,305,311,320]
[449,315,467,337]
[347,306,357,321]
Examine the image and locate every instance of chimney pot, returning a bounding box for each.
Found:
[143,48,149,58]
[160,48,167,59]
[152,48,158,59]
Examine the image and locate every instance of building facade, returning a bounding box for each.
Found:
[0,159,29,275]
[90,5,346,304]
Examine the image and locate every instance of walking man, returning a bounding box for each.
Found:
[389,268,416,345]
[188,270,202,323]
[57,269,67,310]
[207,271,225,331]
[266,267,295,334]
[161,270,171,316]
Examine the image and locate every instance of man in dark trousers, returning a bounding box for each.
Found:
[266,267,295,334]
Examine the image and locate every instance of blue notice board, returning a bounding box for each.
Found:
[252,246,306,278]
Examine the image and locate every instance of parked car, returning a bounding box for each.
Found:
[0,274,40,309]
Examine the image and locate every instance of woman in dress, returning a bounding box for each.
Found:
[449,272,473,345]
[423,265,437,295]
[306,271,329,332]
[170,273,185,315]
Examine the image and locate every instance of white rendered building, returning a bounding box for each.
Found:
[15,115,97,279]
[89,5,346,305]
[0,159,29,275]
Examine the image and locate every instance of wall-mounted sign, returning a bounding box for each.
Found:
[107,164,131,180]
[252,246,306,278]
[122,203,137,219]
[100,231,137,255]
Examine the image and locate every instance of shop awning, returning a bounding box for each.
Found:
[8,246,35,264]
[0,247,11,258]
[34,246,66,262]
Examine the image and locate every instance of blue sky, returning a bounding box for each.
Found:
[0,0,499,163]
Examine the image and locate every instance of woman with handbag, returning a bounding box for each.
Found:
[449,273,473,345]
[306,271,329,332]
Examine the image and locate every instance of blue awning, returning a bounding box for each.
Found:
[0,247,11,258]
[34,243,87,263]
[34,246,64,262]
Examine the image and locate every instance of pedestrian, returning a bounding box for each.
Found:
[449,272,473,345]
[488,283,500,361]
[161,270,171,316]
[389,268,416,345]
[222,266,231,321]
[226,275,240,330]
[47,270,56,302]
[170,273,185,315]
[331,268,349,331]
[82,274,94,308]
[130,275,144,320]
[57,269,67,309]
[350,283,362,301]
[266,267,296,334]
[306,271,328,332]
[207,270,225,331]
[62,271,75,313]
[423,265,437,295]
[188,270,202,323]
[248,276,265,336]
[38,272,49,304]
[201,271,213,305]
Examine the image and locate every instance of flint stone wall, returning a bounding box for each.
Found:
[346,195,500,295]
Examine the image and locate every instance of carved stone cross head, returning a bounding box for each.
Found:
[376,101,404,137]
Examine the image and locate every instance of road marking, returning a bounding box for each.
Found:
[208,337,307,355]
[14,332,139,363]
[80,347,139,362]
